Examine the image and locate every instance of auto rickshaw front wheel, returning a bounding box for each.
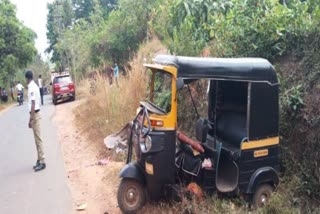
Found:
[117,178,146,214]
[252,184,274,209]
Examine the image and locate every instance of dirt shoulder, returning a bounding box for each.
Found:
[53,100,123,214]
[0,103,14,116]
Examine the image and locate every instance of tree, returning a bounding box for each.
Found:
[58,20,92,77]
[46,2,60,63]
[72,0,117,20]
[0,0,37,86]
[46,0,74,65]
[89,0,160,64]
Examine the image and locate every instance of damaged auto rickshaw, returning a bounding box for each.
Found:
[116,55,280,213]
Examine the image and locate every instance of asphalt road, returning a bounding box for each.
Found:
[0,96,72,214]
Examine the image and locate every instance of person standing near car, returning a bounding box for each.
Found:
[26,70,46,172]
[38,75,44,105]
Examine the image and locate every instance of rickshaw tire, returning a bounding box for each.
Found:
[252,184,274,209]
[118,178,146,214]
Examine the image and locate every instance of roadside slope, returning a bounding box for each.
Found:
[53,100,123,214]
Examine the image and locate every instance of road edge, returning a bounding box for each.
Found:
[0,103,15,116]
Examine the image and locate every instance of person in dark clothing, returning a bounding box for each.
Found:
[105,65,113,85]
[1,87,8,102]
[38,75,44,105]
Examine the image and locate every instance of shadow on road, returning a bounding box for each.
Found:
[53,98,75,106]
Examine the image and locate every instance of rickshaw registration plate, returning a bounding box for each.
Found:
[254,149,269,158]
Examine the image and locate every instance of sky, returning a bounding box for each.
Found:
[10,0,54,57]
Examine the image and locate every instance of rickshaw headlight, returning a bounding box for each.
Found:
[144,135,152,152]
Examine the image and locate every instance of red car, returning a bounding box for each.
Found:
[52,74,75,105]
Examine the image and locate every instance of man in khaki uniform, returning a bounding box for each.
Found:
[25,70,46,172]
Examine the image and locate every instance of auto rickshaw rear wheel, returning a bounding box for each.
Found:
[252,184,273,209]
[118,178,146,214]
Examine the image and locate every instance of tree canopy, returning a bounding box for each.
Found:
[0,0,37,86]
[46,0,160,75]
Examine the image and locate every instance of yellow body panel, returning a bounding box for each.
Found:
[241,137,279,150]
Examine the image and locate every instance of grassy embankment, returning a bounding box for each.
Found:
[74,38,165,156]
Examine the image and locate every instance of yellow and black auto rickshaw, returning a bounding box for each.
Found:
[117,55,280,213]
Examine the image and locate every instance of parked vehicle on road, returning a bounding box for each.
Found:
[52,73,75,105]
[116,55,280,213]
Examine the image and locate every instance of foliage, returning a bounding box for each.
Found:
[26,55,50,85]
[58,20,93,79]
[47,0,161,71]
[154,0,319,59]
[72,0,117,20]
[154,0,213,55]
[46,0,74,65]
[0,0,37,87]
[90,0,161,64]
[152,72,172,113]
[278,33,320,204]
[285,84,304,113]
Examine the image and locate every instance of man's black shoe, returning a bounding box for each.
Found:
[33,160,40,169]
[34,163,46,172]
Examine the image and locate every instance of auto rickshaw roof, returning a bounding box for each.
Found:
[153,55,278,84]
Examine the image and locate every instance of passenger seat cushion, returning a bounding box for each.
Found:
[216,113,247,146]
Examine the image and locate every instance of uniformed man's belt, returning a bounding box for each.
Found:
[30,109,40,114]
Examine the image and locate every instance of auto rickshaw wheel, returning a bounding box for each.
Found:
[252,184,273,209]
[118,178,146,213]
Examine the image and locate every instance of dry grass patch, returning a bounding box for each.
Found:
[74,38,167,157]
[0,104,6,112]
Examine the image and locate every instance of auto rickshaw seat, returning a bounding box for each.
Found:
[216,113,247,147]
[216,112,247,160]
